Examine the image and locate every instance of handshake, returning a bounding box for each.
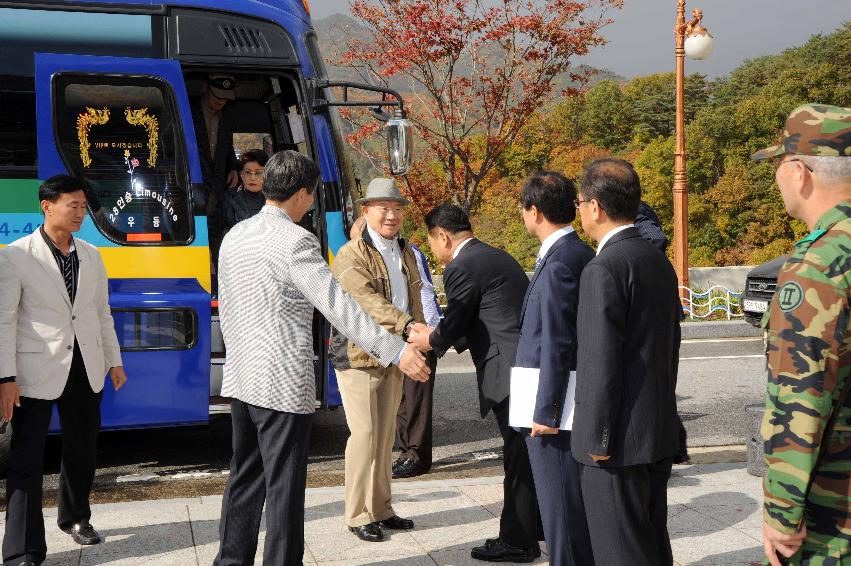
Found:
[397,322,435,383]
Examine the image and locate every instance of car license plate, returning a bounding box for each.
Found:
[743,299,768,313]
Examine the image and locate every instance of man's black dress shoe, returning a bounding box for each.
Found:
[392,458,428,479]
[379,515,414,530]
[349,522,385,542]
[62,521,102,545]
[483,537,541,557]
[471,538,540,562]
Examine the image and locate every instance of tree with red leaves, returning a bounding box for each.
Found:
[341,0,621,213]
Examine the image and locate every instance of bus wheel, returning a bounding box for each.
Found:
[0,422,11,478]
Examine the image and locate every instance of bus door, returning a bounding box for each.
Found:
[34,53,212,429]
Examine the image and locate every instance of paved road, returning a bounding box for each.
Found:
[2,336,766,505]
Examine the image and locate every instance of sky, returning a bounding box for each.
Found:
[309,0,849,78]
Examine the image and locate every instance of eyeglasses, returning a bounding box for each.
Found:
[373,206,404,217]
[573,198,590,209]
[773,157,814,172]
[241,169,264,178]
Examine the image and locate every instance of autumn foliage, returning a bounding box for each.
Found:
[341,0,622,213]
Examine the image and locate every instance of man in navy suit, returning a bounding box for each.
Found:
[516,171,595,566]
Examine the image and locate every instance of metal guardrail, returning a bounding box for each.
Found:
[680,285,743,320]
[438,286,744,321]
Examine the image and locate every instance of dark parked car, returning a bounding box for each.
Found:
[741,255,789,327]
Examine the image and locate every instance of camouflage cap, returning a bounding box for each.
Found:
[751,103,851,160]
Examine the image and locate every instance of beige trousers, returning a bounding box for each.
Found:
[336,366,404,527]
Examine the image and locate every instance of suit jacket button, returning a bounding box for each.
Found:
[72,315,76,320]
[67,345,72,350]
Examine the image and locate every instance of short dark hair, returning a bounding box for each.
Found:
[239,149,269,170]
[263,150,320,202]
[520,170,576,224]
[580,158,641,222]
[39,175,90,204]
[425,203,472,234]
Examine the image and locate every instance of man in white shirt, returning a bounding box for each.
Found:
[330,178,427,542]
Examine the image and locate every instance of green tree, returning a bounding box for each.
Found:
[579,80,635,151]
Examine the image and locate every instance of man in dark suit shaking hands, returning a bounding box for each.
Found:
[571,159,681,566]
[516,171,595,566]
[408,204,541,562]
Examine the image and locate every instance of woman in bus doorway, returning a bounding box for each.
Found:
[221,149,269,233]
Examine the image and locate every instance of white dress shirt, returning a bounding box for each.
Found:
[537,226,575,263]
[366,224,409,315]
[452,237,474,260]
[596,224,634,255]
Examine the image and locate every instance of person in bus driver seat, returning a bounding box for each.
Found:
[0,175,128,566]
[190,74,239,282]
[220,149,269,233]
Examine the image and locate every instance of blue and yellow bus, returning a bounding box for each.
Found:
[0,0,411,465]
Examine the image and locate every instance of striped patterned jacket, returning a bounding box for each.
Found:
[217,205,405,413]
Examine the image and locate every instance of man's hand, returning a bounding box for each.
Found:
[763,521,806,566]
[530,422,559,437]
[398,346,430,382]
[589,454,611,462]
[227,170,239,189]
[109,366,128,391]
[0,382,20,422]
[407,324,433,352]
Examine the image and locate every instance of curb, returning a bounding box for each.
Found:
[681,320,762,340]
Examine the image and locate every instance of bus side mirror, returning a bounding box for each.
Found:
[386,111,412,176]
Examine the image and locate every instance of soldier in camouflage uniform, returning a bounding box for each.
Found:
[752,104,851,565]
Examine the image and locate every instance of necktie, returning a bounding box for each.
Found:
[535,255,543,272]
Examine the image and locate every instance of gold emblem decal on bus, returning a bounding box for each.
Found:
[124,108,159,167]
[76,107,110,168]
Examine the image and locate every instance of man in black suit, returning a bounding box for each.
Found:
[408,204,540,562]
[571,159,681,566]
[516,172,595,566]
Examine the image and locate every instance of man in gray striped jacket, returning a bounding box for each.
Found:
[213,151,430,566]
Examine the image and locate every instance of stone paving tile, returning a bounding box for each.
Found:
[79,548,198,566]
[690,503,762,530]
[392,489,499,553]
[316,552,436,565]
[456,483,503,518]
[669,507,729,537]
[77,506,194,565]
[305,516,425,562]
[671,529,763,565]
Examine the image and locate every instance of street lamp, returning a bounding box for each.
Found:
[673,2,714,293]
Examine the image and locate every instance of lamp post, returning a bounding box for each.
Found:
[673,1,713,293]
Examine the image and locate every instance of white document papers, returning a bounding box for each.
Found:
[508,367,576,430]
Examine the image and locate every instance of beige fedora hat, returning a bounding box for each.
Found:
[355,177,410,206]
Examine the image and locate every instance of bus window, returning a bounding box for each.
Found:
[0,77,36,177]
[53,75,192,245]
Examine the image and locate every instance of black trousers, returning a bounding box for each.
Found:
[395,353,438,467]
[526,431,594,566]
[2,342,102,566]
[579,458,674,566]
[214,400,313,566]
[493,399,540,549]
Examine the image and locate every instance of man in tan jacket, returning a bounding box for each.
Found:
[330,178,426,543]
